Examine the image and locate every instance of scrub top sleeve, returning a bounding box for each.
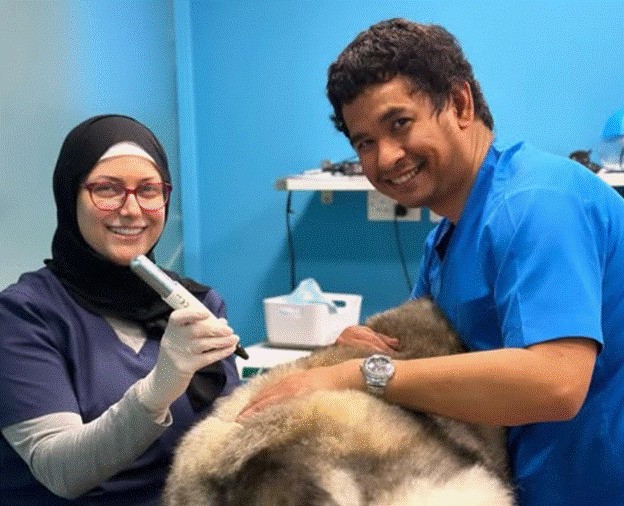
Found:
[0,290,80,428]
[488,189,604,350]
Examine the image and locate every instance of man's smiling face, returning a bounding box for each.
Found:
[342,76,476,221]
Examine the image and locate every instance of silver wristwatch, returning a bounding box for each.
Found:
[360,354,395,396]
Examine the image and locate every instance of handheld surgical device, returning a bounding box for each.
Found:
[130,254,248,360]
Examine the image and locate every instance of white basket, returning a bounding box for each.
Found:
[264,292,362,348]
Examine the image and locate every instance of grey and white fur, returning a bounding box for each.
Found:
[163,298,515,505]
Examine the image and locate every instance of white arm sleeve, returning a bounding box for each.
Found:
[1,383,170,499]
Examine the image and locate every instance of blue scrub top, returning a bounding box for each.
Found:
[0,267,240,505]
[413,141,624,505]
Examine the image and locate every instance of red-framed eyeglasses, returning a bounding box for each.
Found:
[83,181,172,212]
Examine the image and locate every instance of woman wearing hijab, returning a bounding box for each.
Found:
[0,115,241,504]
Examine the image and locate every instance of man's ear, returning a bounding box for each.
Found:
[450,81,474,129]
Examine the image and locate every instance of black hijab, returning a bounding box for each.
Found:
[45,114,226,411]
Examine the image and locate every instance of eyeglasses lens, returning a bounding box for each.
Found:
[89,183,169,211]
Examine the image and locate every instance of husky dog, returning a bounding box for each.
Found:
[163,298,515,505]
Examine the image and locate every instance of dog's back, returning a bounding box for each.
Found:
[163,298,515,505]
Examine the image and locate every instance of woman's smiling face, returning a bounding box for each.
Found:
[76,155,165,266]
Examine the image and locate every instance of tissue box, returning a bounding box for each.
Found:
[264,292,362,348]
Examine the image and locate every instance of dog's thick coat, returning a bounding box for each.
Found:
[163,298,515,505]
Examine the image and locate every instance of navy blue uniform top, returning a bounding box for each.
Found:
[0,267,240,505]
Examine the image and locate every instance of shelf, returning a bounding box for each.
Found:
[274,174,374,191]
[597,172,624,187]
[273,171,624,204]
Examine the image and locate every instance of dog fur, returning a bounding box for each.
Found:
[163,298,515,505]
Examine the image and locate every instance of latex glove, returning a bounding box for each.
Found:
[137,308,239,416]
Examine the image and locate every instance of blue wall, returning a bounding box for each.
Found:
[178,0,624,345]
[69,1,184,271]
[1,0,182,289]
[4,1,622,347]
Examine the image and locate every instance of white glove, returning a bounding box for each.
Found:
[137,308,239,416]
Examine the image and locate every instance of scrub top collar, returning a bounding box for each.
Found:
[433,140,501,261]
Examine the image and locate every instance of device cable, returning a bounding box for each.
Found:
[286,190,297,291]
[393,204,414,294]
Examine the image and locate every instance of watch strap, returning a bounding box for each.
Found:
[365,383,386,396]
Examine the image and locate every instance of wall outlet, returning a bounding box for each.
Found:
[367,191,421,221]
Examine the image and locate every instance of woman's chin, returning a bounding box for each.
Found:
[104,246,151,266]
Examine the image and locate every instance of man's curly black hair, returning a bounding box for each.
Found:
[326,18,494,138]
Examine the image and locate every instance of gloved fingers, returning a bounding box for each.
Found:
[168,307,212,326]
[196,343,239,368]
[161,330,238,356]
[167,310,233,336]
[166,338,238,375]
[195,317,234,337]
[194,333,240,353]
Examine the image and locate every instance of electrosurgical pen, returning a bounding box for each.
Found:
[129,254,248,359]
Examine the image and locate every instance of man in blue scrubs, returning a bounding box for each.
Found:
[240,18,624,505]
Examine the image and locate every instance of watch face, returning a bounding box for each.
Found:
[363,354,395,380]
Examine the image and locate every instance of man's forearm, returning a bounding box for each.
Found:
[336,340,595,426]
